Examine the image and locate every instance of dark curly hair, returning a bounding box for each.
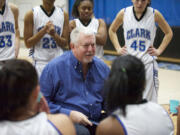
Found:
[0,59,38,120]
[105,55,145,116]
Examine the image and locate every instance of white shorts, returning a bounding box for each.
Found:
[143,60,159,102]
[33,61,48,78]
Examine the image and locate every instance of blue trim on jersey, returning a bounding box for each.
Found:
[159,105,175,130]
[152,8,157,28]
[34,60,37,68]
[113,114,128,135]
[48,120,62,135]
[152,60,158,96]
[60,7,63,12]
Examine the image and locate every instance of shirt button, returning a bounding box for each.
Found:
[74,66,77,69]
[90,104,92,106]
[86,92,88,95]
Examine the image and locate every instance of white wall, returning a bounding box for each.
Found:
[8,0,68,37]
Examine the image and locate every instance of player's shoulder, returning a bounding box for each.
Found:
[97,116,124,135]
[9,3,18,10]
[96,18,106,25]
[9,3,19,15]
[24,10,33,21]
[154,8,162,17]
[115,7,127,19]
[47,113,71,127]
[69,19,76,26]
[47,114,76,135]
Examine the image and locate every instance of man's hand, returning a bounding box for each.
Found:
[70,111,92,126]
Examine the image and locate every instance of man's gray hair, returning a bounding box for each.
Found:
[70,27,95,45]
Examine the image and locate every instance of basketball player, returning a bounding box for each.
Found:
[177,105,180,135]
[109,0,173,102]
[24,0,69,77]
[0,0,20,62]
[0,59,76,135]
[96,55,174,135]
[69,0,107,60]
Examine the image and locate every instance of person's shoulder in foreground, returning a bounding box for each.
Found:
[0,59,76,135]
[96,55,174,135]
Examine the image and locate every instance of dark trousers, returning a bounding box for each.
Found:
[74,124,97,135]
[0,60,6,65]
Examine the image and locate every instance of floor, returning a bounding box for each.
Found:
[18,41,180,134]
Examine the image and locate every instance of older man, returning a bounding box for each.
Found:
[40,27,110,135]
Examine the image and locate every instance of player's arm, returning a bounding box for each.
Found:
[24,10,48,48]
[48,114,76,135]
[177,106,180,135]
[69,20,76,33]
[51,11,69,48]
[96,19,107,46]
[154,10,173,56]
[68,20,76,48]
[9,3,20,58]
[109,9,125,55]
[96,116,125,135]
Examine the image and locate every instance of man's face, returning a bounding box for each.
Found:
[73,33,96,64]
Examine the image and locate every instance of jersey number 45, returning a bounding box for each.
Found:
[130,40,146,52]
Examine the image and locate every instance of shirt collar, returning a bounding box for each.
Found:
[70,51,94,71]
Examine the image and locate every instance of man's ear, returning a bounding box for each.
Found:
[70,43,74,49]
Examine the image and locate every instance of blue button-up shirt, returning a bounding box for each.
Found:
[40,51,110,121]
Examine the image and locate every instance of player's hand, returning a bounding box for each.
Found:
[70,111,92,126]
[37,95,50,114]
[47,25,55,36]
[44,21,51,32]
[147,45,160,56]
[170,105,180,116]
[46,21,55,36]
[117,46,127,55]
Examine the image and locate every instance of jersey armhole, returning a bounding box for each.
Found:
[153,9,158,27]
[59,7,63,13]
[48,120,63,135]
[112,114,128,135]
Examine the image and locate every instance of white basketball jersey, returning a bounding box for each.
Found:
[114,102,174,135]
[123,6,157,64]
[0,112,62,135]
[31,6,64,62]
[0,2,16,61]
[75,18,104,58]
